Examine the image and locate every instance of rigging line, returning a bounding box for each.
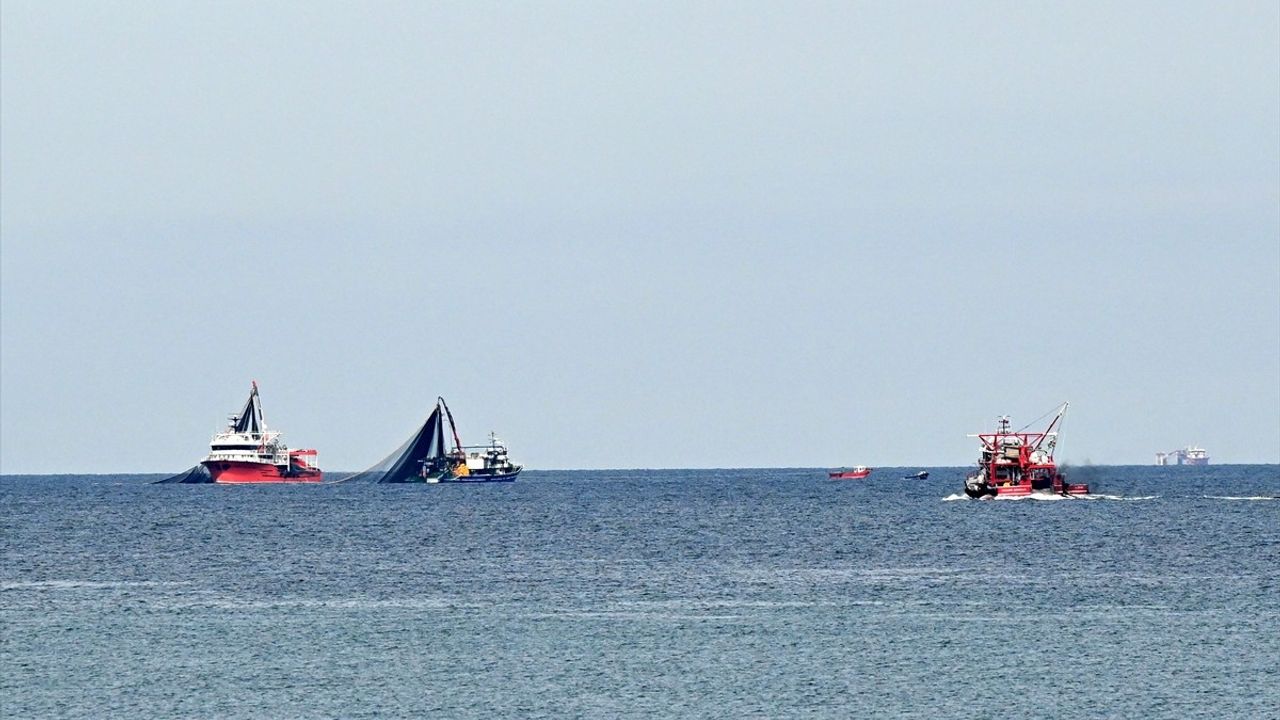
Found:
[1016,403,1062,434]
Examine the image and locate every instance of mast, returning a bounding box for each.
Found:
[249,380,268,452]
[232,381,264,437]
[1035,401,1069,455]
[252,380,264,436]
[438,396,464,455]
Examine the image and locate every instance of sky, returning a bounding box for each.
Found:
[2,1,1277,473]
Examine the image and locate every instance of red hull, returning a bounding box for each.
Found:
[990,483,1090,497]
[203,461,323,484]
[829,469,872,479]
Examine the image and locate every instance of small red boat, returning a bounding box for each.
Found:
[200,381,323,484]
[828,465,872,479]
[963,403,1088,498]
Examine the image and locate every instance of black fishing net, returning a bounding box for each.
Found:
[154,464,214,484]
[156,385,260,484]
[337,407,446,483]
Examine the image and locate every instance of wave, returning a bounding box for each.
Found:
[162,597,460,611]
[526,610,748,622]
[611,599,821,610]
[1080,493,1159,501]
[0,580,188,591]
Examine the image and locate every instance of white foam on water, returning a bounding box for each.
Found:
[1204,495,1279,501]
[0,580,188,591]
[943,492,1160,502]
[613,599,821,610]
[526,609,749,622]
[164,597,463,611]
[944,491,1070,501]
[779,567,961,583]
[980,491,1071,501]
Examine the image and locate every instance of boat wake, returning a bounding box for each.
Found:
[1203,495,1279,501]
[942,491,1075,501]
[1080,493,1159,501]
[943,492,1159,502]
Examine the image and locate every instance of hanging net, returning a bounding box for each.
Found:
[337,407,446,483]
[154,464,214,484]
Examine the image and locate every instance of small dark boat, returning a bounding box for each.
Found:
[904,471,929,480]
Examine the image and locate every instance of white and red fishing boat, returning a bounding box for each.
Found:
[828,465,872,479]
[963,402,1088,498]
[200,382,322,484]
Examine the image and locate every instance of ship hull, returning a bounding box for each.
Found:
[423,469,521,484]
[429,469,521,484]
[965,481,1090,498]
[203,460,323,484]
[828,469,872,479]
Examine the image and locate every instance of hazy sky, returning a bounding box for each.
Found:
[2,1,1277,472]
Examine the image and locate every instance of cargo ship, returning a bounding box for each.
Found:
[200,382,322,484]
[1156,446,1210,465]
[963,402,1088,498]
[828,466,872,479]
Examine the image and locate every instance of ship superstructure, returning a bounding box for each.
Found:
[1156,446,1210,465]
[421,431,523,483]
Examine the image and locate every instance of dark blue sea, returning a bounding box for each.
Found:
[3,466,1278,719]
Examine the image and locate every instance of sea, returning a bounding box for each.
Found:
[2,465,1277,719]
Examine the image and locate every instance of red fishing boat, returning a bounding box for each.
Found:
[963,402,1088,498]
[828,465,872,479]
[200,382,322,484]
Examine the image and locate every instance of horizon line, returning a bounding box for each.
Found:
[2,462,1277,478]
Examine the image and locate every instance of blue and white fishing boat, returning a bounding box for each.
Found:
[423,430,522,483]
[419,397,522,483]
[341,396,522,484]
